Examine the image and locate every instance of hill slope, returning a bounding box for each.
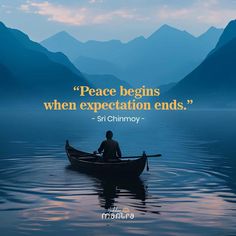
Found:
[0,22,88,104]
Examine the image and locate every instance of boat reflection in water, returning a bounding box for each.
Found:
[66,163,160,216]
[95,176,147,210]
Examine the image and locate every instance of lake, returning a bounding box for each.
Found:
[0,110,236,236]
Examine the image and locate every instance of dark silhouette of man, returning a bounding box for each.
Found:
[98,131,122,161]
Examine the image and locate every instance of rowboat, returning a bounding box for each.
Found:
[65,141,147,177]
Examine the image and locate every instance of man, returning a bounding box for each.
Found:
[98,130,122,161]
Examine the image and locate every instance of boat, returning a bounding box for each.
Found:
[65,141,147,177]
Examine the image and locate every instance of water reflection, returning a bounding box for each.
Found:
[66,166,148,211]
[96,177,147,210]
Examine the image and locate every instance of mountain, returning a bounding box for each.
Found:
[214,20,236,50]
[167,20,236,107]
[120,25,199,85]
[148,24,194,42]
[0,22,88,103]
[41,32,123,61]
[118,25,222,86]
[41,25,223,86]
[41,31,83,60]
[74,56,121,76]
[198,26,223,53]
[9,29,82,76]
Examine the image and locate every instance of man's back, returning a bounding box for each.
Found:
[98,139,121,160]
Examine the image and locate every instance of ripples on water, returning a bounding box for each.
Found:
[0,111,236,236]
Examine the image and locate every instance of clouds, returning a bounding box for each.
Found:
[19,0,139,26]
[18,0,236,28]
[88,0,104,4]
[153,0,236,28]
[93,10,136,24]
[21,1,87,26]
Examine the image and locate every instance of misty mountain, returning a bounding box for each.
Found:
[40,31,83,60]
[198,26,224,54]
[213,20,236,52]
[85,74,131,90]
[74,56,121,76]
[167,20,236,107]
[0,22,88,103]
[9,28,82,77]
[41,31,123,62]
[41,25,223,86]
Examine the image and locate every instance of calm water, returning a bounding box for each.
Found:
[0,110,236,236]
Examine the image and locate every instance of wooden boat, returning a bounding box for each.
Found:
[65,141,147,177]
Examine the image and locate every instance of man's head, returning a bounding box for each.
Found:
[106,130,113,139]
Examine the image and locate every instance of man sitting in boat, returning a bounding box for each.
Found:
[98,130,122,161]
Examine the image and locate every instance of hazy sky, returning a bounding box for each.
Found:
[0,0,235,42]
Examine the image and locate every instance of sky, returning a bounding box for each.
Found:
[0,0,236,42]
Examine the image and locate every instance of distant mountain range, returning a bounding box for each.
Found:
[2,19,236,108]
[167,20,236,107]
[41,25,223,86]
